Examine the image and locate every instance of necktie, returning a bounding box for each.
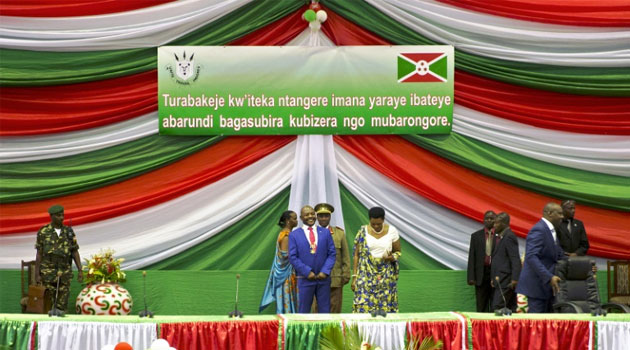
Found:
[567,220,572,236]
[308,226,316,253]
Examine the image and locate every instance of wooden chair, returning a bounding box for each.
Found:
[607,260,630,306]
[20,260,49,313]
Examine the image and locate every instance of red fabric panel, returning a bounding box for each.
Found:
[455,72,630,135]
[0,136,295,234]
[334,135,630,259]
[436,0,630,27]
[408,320,462,350]
[472,319,591,350]
[160,320,279,350]
[0,9,307,136]
[0,0,175,17]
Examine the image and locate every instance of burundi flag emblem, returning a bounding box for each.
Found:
[397,53,448,83]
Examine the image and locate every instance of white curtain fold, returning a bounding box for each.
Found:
[0,113,157,163]
[37,321,156,350]
[366,0,630,67]
[0,142,295,269]
[597,321,630,350]
[0,0,252,51]
[453,105,630,177]
[355,321,407,350]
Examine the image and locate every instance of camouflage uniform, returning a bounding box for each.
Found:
[35,224,79,311]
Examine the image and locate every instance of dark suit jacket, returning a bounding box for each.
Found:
[288,226,336,286]
[467,228,494,287]
[516,219,565,300]
[557,218,589,256]
[490,228,521,289]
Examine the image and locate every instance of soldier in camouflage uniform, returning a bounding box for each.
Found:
[34,205,83,312]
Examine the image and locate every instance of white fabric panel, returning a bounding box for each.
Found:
[0,113,157,163]
[0,142,295,269]
[356,321,407,350]
[335,143,611,270]
[597,321,630,350]
[367,0,630,67]
[0,0,252,51]
[453,105,630,177]
[38,321,156,350]
[286,26,335,47]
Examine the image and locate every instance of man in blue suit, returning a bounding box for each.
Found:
[516,202,565,313]
[289,205,336,313]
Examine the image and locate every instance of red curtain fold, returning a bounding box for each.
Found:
[0,136,295,234]
[0,0,176,17]
[408,320,463,350]
[0,9,307,136]
[436,0,630,27]
[472,319,591,350]
[334,135,630,259]
[160,320,279,350]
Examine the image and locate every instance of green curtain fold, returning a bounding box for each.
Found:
[285,321,341,350]
[323,0,630,96]
[402,134,630,211]
[0,320,32,350]
[0,0,303,86]
[0,135,221,203]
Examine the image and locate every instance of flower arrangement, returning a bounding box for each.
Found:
[82,248,127,284]
[320,324,442,350]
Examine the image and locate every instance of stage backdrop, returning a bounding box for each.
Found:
[0,0,628,314]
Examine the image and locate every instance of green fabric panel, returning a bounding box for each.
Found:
[145,187,290,270]
[402,134,630,211]
[285,321,341,350]
[323,0,630,96]
[0,135,221,203]
[339,183,448,270]
[0,270,610,315]
[0,320,30,350]
[0,0,303,86]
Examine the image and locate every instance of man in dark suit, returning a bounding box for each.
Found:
[490,212,521,311]
[467,210,496,312]
[557,200,589,257]
[516,202,565,313]
[289,205,336,313]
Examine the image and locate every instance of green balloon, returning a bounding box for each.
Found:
[304,9,317,22]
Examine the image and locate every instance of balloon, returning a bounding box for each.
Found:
[303,9,317,22]
[309,21,321,31]
[114,342,133,350]
[316,10,327,23]
[150,339,170,350]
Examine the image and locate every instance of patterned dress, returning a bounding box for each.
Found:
[352,225,399,313]
[259,229,299,313]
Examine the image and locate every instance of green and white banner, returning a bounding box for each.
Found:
[158,46,453,135]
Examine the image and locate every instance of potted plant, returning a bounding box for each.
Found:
[75,249,133,315]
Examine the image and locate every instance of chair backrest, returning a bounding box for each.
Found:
[607,260,630,300]
[21,260,36,297]
[556,257,600,312]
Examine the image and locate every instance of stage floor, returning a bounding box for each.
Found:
[2,312,629,350]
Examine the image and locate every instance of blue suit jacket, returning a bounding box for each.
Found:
[516,219,564,300]
[288,226,336,285]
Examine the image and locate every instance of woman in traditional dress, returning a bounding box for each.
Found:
[259,210,299,313]
[351,207,401,314]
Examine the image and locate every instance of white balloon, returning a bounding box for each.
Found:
[101,345,115,350]
[309,21,321,31]
[316,10,327,23]
[150,339,170,350]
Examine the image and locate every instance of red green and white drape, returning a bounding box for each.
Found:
[0,0,628,272]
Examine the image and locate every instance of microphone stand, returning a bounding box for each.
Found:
[494,276,512,316]
[48,270,65,317]
[139,271,154,318]
[228,274,243,318]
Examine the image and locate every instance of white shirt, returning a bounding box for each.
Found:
[54,228,61,237]
[302,224,318,246]
[365,225,399,258]
[541,218,557,242]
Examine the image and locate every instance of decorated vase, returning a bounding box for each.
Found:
[75,282,133,315]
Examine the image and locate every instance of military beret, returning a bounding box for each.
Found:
[314,203,334,214]
[48,204,64,214]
